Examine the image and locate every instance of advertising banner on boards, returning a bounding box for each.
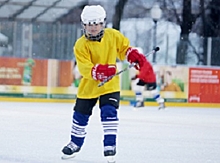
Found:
[188,67,220,103]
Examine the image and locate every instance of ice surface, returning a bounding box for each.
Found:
[0,102,220,163]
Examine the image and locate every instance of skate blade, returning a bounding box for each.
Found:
[61,153,77,160]
[105,156,115,163]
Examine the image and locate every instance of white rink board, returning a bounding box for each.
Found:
[0,102,220,163]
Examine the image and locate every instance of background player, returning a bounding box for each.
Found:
[130,47,165,109]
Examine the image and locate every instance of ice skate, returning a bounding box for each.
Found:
[61,141,81,160]
[158,98,165,110]
[158,102,165,110]
[134,100,144,108]
[104,146,116,163]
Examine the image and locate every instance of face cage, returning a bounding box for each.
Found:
[82,21,106,41]
[84,29,104,41]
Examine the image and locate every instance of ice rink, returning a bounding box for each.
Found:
[0,102,220,163]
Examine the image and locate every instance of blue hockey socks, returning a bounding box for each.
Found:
[71,111,89,147]
[100,105,119,147]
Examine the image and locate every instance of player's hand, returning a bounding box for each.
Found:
[91,64,116,82]
[126,47,146,70]
[131,75,138,80]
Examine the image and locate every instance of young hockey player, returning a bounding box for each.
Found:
[130,48,165,109]
[61,5,165,163]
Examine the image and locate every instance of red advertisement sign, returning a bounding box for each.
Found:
[188,67,220,103]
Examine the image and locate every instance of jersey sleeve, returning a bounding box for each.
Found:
[113,29,130,61]
[74,41,94,80]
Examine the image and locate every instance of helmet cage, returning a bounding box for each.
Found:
[82,19,106,41]
[84,29,105,41]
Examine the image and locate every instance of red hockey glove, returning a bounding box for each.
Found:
[126,47,146,70]
[91,64,116,82]
[137,61,156,83]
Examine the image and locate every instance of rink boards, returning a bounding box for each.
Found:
[0,85,220,108]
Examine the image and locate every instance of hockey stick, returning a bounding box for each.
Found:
[98,47,160,87]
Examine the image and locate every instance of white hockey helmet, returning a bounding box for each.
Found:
[81,5,106,25]
[80,5,106,41]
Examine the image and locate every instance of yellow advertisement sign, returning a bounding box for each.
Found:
[155,65,188,101]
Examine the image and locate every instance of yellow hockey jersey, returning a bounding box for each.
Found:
[74,28,130,98]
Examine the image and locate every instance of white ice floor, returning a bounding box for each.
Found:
[0,102,220,163]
